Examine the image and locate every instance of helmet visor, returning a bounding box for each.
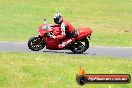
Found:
[54,18,60,24]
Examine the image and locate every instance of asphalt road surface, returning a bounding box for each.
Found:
[0,41,132,58]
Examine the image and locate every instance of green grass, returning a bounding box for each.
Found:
[0,52,132,88]
[0,0,132,46]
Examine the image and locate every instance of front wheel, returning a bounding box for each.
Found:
[28,36,45,51]
[70,38,89,54]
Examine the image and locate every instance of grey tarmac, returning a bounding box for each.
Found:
[0,41,132,58]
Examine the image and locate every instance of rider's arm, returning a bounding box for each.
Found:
[56,23,66,39]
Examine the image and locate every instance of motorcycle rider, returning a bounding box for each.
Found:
[51,13,78,48]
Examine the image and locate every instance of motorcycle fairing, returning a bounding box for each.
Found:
[76,27,92,40]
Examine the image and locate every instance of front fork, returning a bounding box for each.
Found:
[34,35,45,45]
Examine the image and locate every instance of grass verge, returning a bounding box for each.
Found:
[0,52,132,88]
[0,0,132,46]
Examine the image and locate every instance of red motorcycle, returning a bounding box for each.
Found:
[28,19,92,53]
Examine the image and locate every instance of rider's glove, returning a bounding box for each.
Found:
[50,35,57,39]
[52,36,57,39]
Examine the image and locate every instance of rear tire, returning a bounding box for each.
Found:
[70,38,89,54]
[82,38,89,52]
[28,36,45,51]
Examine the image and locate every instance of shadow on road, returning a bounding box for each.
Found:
[43,50,97,56]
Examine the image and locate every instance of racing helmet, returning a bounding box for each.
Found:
[53,13,63,24]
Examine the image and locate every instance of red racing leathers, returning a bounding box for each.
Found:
[53,20,77,48]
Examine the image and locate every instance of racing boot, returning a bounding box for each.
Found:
[58,38,75,49]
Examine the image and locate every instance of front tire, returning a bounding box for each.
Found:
[28,36,45,51]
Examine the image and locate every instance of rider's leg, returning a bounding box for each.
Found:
[58,38,75,48]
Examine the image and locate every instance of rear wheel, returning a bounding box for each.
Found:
[70,38,89,54]
[28,36,45,51]
[81,38,89,52]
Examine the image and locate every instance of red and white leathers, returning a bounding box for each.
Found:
[53,20,76,48]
